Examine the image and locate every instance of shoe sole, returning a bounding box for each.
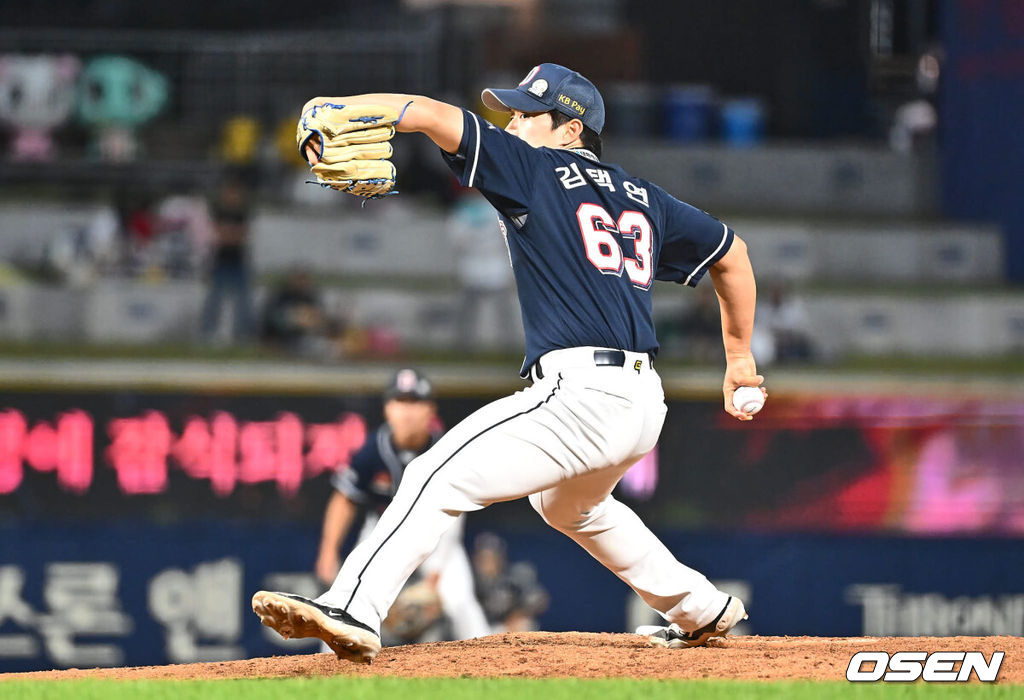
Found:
[653,598,748,649]
[251,591,381,663]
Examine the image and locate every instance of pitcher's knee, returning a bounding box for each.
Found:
[527,492,547,521]
[529,491,594,531]
[406,462,489,514]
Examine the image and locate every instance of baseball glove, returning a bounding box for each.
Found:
[382,579,443,642]
[296,103,401,199]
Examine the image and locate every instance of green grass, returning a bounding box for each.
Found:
[0,677,1016,700]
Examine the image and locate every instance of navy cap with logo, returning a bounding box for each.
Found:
[482,63,606,134]
[384,368,434,402]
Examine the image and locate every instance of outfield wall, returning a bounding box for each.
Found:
[1,523,1021,672]
[0,382,1022,671]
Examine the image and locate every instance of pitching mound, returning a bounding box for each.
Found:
[6,633,1022,683]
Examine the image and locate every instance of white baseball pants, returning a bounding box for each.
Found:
[418,516,492,639]
[356,511,492,640]
[319,347,729,633]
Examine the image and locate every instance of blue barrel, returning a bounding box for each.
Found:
[720,97,766,146]
[663,85,715,142]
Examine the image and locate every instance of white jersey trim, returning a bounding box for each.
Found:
[467,112,482,188]
[684,222,729,286]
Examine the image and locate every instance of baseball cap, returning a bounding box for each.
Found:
[384,368,434,402]
[482,63,606,134]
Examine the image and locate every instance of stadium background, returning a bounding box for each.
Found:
[0,0,1021,672]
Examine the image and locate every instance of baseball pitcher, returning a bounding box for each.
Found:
[254,63,765,662]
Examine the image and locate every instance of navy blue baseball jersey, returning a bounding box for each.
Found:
[441,109,735,376]
[330,424,441,516]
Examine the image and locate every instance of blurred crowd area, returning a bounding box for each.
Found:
[0,0,1019,368]
[0,0,942,152]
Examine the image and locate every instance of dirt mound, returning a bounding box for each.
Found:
[5,633,1022,683]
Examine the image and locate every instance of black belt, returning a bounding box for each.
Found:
[533,349,627,380]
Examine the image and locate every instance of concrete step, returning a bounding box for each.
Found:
[0,279,1021,359]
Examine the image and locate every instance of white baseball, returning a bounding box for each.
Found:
[732,386,764,415]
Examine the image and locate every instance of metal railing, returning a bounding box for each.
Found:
[0,25,444,124]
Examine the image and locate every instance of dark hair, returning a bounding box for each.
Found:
[548,110,602,159]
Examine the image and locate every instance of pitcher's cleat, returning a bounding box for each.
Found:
[638,596,747,649]
[252,591,381,663]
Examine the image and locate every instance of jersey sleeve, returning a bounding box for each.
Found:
[654,190,734,287]
[329,441,375,504]
[440,109,540,210]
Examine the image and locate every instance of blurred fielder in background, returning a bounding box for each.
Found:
[254,62,764,662]
[316,368,490,645]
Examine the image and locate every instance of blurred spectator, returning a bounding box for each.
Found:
[889,47,941,153]
[261,268,327,355]
[663,282,782,365]
[889,99,936,153]
[115,189,159,278]
[665,283,723,363]
[756,281,815,364]
[448,188,516,350]
[200,178,255,344]
[153,183,214,278]
[471,532,549,633]
[42,199,120,285]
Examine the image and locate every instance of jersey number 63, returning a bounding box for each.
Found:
[576,203,653,290]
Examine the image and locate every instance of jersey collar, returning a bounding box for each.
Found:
[567,147,599,161]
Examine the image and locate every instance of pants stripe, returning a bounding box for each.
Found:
[344,374,564,609]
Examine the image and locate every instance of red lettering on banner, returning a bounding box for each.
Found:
[106,412,171,494]
[171,411,365,496]
[237,413,306,496]
[0,407,367,497]
[173,416,213,479]
[56,411,93,494]
[0,409,93,494]
[25,422,58,472]
[173,413,240,496]
[210,411,239,496]
[238,421,275,486]
[306,414,368,476]
[275,413,304,496]
[0,410,27,493]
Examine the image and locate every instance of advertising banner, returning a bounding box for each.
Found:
[2,390,1023,535]
[1,522,1021,672]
